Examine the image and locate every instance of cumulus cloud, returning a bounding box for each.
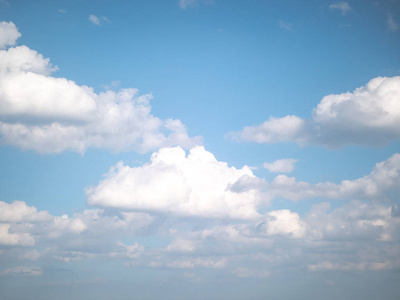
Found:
[87,146,263,219]
[0,200,51,222]
[268,153,400,202]
[229,76,400,147]
[263,158,298,173]
[0,223,35,246]
[262,210,305,238]
[0,25,201,153]
[0,21,21,49]
[329,2,351,15]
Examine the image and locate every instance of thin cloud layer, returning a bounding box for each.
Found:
[230,76,400,148]
[0,25,201,153]
[329,2,351,15]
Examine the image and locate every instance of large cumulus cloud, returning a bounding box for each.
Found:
[0,23,201,153]
[86,146,263,219]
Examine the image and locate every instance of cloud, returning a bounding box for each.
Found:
[179,0,197,9]
[229,76,400,148]
[88,15,109,26]
[0,26,201,154]
[89,15,99,25]
[263,158,298,173]
[0,200,51,222]
[329,2,351,15]
[87,146,263,219]
[0,266,42,276]
[0,21,21,49]
[0,223,35,246]
[387,14,399,31]
[278,20,292,31]
[268,153,400,202]
[178,0,214,9]
[262,209,306,238]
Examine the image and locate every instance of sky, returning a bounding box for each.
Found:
[0,0,400,299]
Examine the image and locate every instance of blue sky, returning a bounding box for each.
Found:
[0,0,400,299]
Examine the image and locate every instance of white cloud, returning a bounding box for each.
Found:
[263,158,298,173]
[0,21,21,49]
[0,223,35,246]
[229,76,400,147]
[87,146,262,219]
[0,45,58,75]
[263,210,305,238]
[89,15,100,25]
[268,153,400,202]
[0,39,201,153]
[0,200,51,222]
[387,14,399,31]
[329,2,351,15]
[89,15,109,26]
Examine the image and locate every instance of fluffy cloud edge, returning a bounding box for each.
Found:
[228,76,400,148]
[0,21,202,154]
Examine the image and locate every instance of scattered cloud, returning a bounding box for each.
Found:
[89,15,109,26]
[278,20,292,31]
[0,21,21,49]
[387,14,399,31]
[329,2,351,15]
[89,14,100,25]
[58,9,66,13]
[0,148,399,275]
[178,0,214,9]
[229,76,400,148]
[263,158,298,173]
[0,26,201,153]
[179,0,198,9]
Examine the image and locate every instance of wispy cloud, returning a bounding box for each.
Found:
[387,14,399,31]
[329,2,351,15]
[88,14,109,26]
[178,0,214,9]
[0,266,42,276]
[278,20,292,31]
